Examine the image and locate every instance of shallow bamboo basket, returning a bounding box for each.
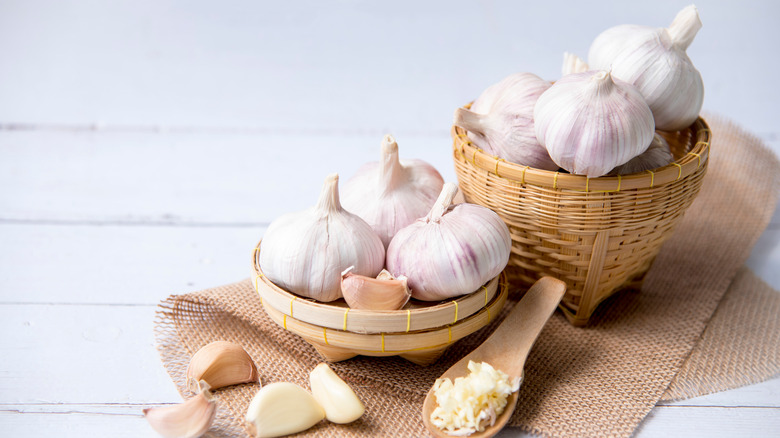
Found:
[252,241,509,365]
[452,113,711,326]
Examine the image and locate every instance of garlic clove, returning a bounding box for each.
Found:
[341,135,444,248]
[245,382,325,438]
[562,52,589,76]
[453,72,558,170]
[609,134,673,175]
[386,183,511,301]
[186,341,259,393]
[534,70,656,178]
[376,269,395,281]
[259,173,385,302]
[144,384,217,438]
[309,363,365,424]
[341,266,411,311]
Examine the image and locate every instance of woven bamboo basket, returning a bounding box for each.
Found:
[252,241,509,365]
[452,113,711,326]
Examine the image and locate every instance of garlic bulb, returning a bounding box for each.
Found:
[386,183,511,301]
[588,5,704,131]
[341,135,444,248]
[534,70,655,178]
[341,266,411,311]
[259,173,385,302]
[453,73,558,170]
[609,134,673,175]
[562,52,589,76]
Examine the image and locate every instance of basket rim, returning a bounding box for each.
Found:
[252,240,501,334]
[259,273,509,354]
[452,114,710,192]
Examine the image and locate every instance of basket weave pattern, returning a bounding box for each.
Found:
[452,116,711,325]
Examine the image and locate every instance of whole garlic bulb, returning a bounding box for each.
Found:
[609,134,673,175]
[259,173,385,302]
[341,135,444,248]
[534,70,655,178]
[453,73,558,170]
[588,5,704,131]
[386,183,511,301]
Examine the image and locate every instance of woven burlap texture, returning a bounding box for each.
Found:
[154,115,779,438]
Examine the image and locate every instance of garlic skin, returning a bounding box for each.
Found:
[260,174,385,302]
[453,73,558,170]
[245,382,325,438]
[144,384,216,438]
[341,134,444,248]
[609,134,673,175]
[386,183,511,301]
[562,52,589,76]
[309,363,365,424]
[588,5,704,131]
[534,70,656,178]
[341,266,411,311]
[186,341,259,393]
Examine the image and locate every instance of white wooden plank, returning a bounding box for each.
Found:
[0,407,159,438]
[0,1,778,141]
[0,223,265,305]
[633,406,780,438]
[0,304,181,405]
[0,130,457,224]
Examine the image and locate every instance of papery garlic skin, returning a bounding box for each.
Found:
[386,183,511,301]
[609,134,673,175]
[341,135,444,248]
[588,5,704,131]
[309,363,365,424]
[144,384,217,438]
[454,73,558,170]
[260,174,385,302]
[534,70,655,178]
[245,382,325,438]
[186,341,259,393]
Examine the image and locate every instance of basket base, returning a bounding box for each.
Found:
[307,339,450,366]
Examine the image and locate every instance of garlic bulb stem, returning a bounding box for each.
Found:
[667,5,702,50]
[315,174,340,216]
[452,108,486,139]
[379,135,404,195]
[428,182,459,222]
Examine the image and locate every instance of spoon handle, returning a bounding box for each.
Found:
[472,277,566,376]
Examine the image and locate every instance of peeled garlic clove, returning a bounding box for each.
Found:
[259,173,385,302]
[144,385,216,438]
[341,266,411,310]
[245,382,325,438]
[186,341,259,392]
[386,183,511,301]
[534,70,656,178]
[562,52,589,76]
[309,363,365,424]
[609,134,673,175]
[341,134,444,248]
[588,5,704,130]
[453,72,558,170]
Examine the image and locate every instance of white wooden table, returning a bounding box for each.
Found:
[1,1,778,436]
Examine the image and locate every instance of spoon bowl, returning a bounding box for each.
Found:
[421,276,566,438]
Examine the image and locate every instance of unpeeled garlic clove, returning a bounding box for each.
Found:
[144,384,216,438]
[309,363,365,424]
[186,341,259,393]
[341,266,411,311]
[245,382,325,438]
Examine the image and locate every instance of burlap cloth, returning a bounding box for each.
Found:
[154,115,780,438]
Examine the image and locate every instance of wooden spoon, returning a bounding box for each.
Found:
[421,276,566,438]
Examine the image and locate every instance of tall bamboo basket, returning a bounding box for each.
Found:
[252,241,509,365]
[452,113,710,326]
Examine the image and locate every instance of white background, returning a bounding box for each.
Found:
[1,1,778,436]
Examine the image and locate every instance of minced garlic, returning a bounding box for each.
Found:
[430,361,521,436]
